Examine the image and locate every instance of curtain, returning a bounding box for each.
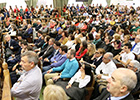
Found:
[106,0,111,6]
[83,0,92,6]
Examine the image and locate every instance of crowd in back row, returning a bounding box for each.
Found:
[1,3,140,100]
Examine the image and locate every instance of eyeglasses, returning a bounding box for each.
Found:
[127,65,133,68]
[95,52,100,54]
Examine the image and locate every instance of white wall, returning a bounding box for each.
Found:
[110,0,139,8]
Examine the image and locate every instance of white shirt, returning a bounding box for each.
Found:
[121,52,135,63]
[68,70,91,88]
[11,66,42,100]
[96,60,117,80]
[65,40,74,49]
[131,41,140,55]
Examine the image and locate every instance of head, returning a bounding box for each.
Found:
[67,49,75,59]
[134,35,140,43]
[135,22,139,27]
[59,45,68,55]
[48,38,55,45]
[102,52,113,64]
[43,85,67,100]
[37,30,43,37]
[75,38,81,44]
[127,60,140,73]
[123,35,130,42]
[44,35,50,43]
[4,34,11,42]
[123,43,132,53]
[95,48,106,58]
[80,41,87,49]
[107,68,137,97]
[114,40,121,49]
[105,36,112,43]
[80,63,92,76]
[20,51,39,71]
[17,34,23,40]
[95,33,101,40]
[68,34,75,41]
[53,41,61,50]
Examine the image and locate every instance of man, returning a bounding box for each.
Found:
[127,60,140,94]
[39,38,55,60]
[44,49,79,85]
[92,33,104,49]
[23,24,33,39]
[130,22,140,32]
[94,68,137,100]
[114,43,135,66]
[4,34,20,58]
[11,51,42,100]
[131,35,140,55]
[42,45,68,74]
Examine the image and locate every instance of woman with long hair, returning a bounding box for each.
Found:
[75,41,88,60]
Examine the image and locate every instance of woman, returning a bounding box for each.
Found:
[65,34,75,49]
[75,41,88,60]
[111,40,122,57]
[59,31,68,45]
[122,35,130,47]
[56,63,92,100]
[86,33,94,43]
[82,43,96,63]
[71,38,81,52]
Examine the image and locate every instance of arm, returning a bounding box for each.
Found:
[75,49,88,59]
[52,59,68,72]
[50,56,67,67]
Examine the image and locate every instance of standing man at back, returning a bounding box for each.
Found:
[11,51,42,100]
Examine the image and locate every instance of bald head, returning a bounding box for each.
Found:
[114,68,137,91]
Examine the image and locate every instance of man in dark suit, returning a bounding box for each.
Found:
[4,34,20,58]
[39,38,55,60]
[94,68,137,100]
[22,24,33,39]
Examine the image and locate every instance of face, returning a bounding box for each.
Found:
[123,46,129,52]
[20,56,32,71]
[107,70,122,96]
[134,36,140,43]
[67,50,72,59]
[95,34,100,40]
[127,62,137,72]
[48,39,53,45]
[102,54,110,64]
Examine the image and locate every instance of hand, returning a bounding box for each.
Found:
[66,84,71,89]
[39,57,42,60]
[10,46,14,49]
[117,56,121,61]
[44,58,49,62]
[52,76,60,81]
[47,69,52,74]
[79,58,84,63]
[90,64,96,68]
[97,74,102,79]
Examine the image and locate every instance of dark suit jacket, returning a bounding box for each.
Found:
[94,89,134,100]
[42,45,54,59]
[35,24,42,31]
[5,39,20,52]
[92,56,103,68]
[96,40,104,49]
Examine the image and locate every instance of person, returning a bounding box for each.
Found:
[43,85,67,100]
[95,52,117,80]
[127,60,140,94]
[44,49,79,85]
[11,51,42,100]
[56,63,92,100]
[4,34,20,58]
[94,68,137,100]
[113,43,135,66]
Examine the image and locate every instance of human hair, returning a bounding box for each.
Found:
[21,51,39,65]
[75,38,81,44]
[113,34,120,40]
[70,49,76,57]
[43,85,67,100]
[118,68,137,91]
[124,35,130,41]
[21,40,28,45]
[97,48,106,55]
[80,41,87,54]
[54,41,61,47]
[106,52,113,60]
[130,60,140,73]
[114,40,121,49]
[69,34,75,40]
[60,45,68,53]
[50,38,55,43]
[45,35,50,42]
[124,42,132,49]
[87,33,94,40]
[84,63,92,75]
[87,43,96,56]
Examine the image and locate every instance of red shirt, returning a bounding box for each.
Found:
[75,47,88,59]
